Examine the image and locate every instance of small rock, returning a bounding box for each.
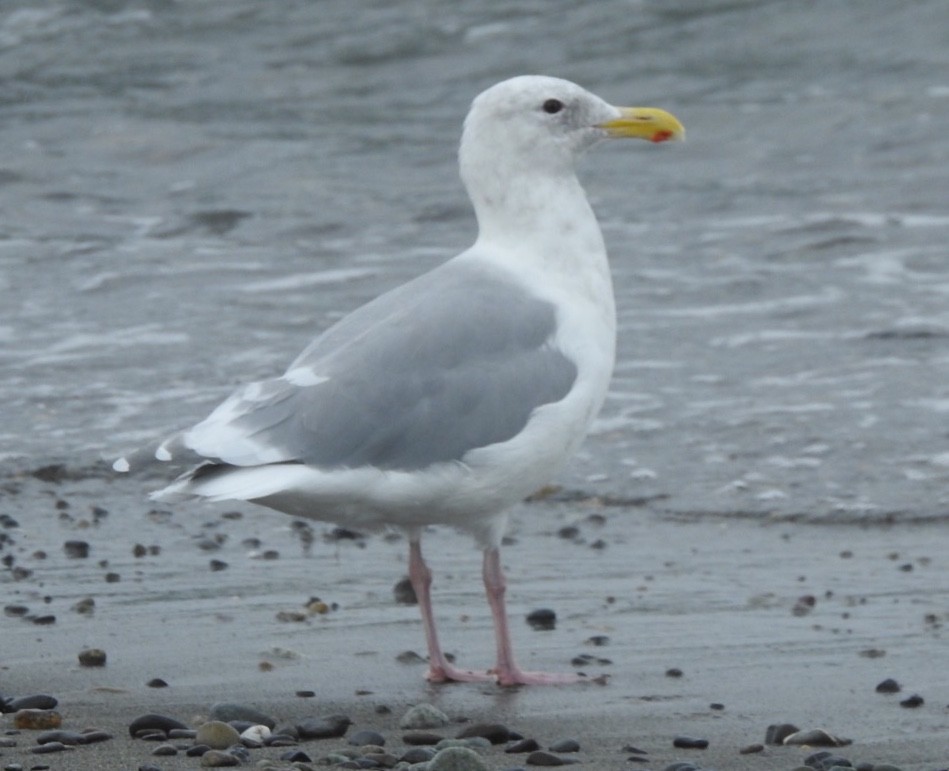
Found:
[63,540,90,558]
[673,736,709,749]
[279,749,313,763]
[78,648,107,667]
[128,713,189,738]
[209,702,277,729]
[396,650,427,665]
[14,709,62,730]
[187,744,211,756]
[526,750,577,766]
[399,703,450,730]
[740,743,764,754]
[200,749,240,767]
[5,695,58,713]
[783,728,850,747]
[152,743,178,756]
[456,723,510,744]
[393,576,417,604]
[875,678,901,694]
[526,608,557,630]
[146,678,168,688]
[804,750,854,769]
[765,722,800,744]
[429,746,490,771]
[403,730,445,745]
[36,730,87,745]
[296,714,351,739]
[506,738,540,753]
[30,741,69,754]
[240,724,271,745]
[665,667,684,678]
[899,693,924,708]
[401,746,437,764]
[549,739,580,753]
[348,728,385,746]
[194,721,240,750]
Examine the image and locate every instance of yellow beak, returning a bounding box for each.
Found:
[598,107,685,143]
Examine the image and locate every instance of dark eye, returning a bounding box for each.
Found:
[542,98,564,114]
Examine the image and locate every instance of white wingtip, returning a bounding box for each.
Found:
[113,458,130,473]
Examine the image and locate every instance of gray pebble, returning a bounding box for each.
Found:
[548,739,580,753]
[348,729,385,746]
[80,729,112,744]
[200,749,240,767]
[63,540,90,558]
[209,702,276,729]
[401,746,437,763]
[784,729,849,747]
[399,703,450,730]
[526,750,578,766]
[30,741,69,754]
[187,744,211,756]
[804,750,853,770]
[875,678,901,694]
[151,743,178,756]
[437,737,492,751]
[279,749,312,763]
[429,746,490,771]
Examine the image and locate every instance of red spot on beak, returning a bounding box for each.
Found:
[651,130,674,143]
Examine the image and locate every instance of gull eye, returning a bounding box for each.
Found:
[542,98,564,114]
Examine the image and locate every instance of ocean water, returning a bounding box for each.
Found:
[2,0,948,522]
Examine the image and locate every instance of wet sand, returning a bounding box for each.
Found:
[2,465,947,770]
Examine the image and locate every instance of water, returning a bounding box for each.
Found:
[2,0,949,522]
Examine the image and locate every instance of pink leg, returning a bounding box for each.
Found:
[482,547,585,686]
[408,538,494,683]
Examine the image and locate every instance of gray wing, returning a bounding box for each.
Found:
[174,259,577,472]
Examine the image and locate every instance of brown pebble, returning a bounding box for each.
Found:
[78,648,107,667]
[14,709,63,730]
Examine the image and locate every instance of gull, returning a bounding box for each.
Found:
[115,75,683,685]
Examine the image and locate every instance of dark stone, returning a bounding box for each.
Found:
[36,730,87,745]
[348,729,385,746]
[200,749,240,766]
[78,648,107,667]
[875,678,901,694]
[128,713,189,738]
[81,730,112,743]
[402,731,444,745]
[665,667,684,678]
[804,750,853,769]
[208,702,276,729]
[393,576,417,604]
[526,608,557,630]
[5,695,58,713]
[456,723,511,744]
[279,750,313,763]
[296,714,351,739]
[673,736,709,749]
[63,540,90,558]
[187,744,211,756]
[899,693,924,708]
[765,722,800,745]
[506,738,540,753]
[152,743,178,756]
[549,739,580,753]
[146,678,169,688]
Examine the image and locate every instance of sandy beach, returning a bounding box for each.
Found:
[2,464,947,770]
